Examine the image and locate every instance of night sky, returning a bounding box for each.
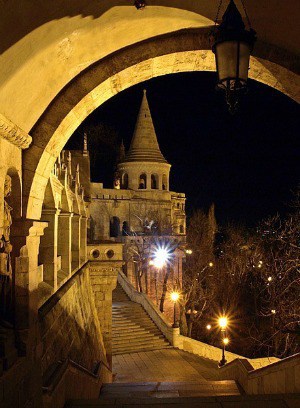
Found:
[66,72,300,227]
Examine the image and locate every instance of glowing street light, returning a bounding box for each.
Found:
[170,291,180,328]
[223,337,229,346]
[185,249,193,255]
[152,246,171,269]
[206,324,212,330]
[267,276,272,282]
[218,316,228,330]
[218,315,229,366]
[209,262,214,267]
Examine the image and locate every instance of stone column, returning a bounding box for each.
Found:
[57,212,72,277]
[147,172,151,190]
[11,220,47,347]
[89,263,120,368]
[71,214,81,270]
[80,216,87,265]
[39,209,60,290]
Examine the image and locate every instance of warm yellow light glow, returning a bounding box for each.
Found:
[271,309,276,314]
[223,337,229,345]
[218,316,228,329]
[209,262,214,267]
[152,246,170,269]
[186,249,193,255]
[170,291,180,302]
[267,276,272,282]
[149,260,154,266]
[206,324,212,330]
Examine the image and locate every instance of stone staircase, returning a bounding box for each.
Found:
[112,283,171,355]
[66,382,297,407]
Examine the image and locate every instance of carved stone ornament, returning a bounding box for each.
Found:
[0,113,32,149]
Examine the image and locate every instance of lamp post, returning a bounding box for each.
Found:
[211,0,256,113]
[218,316,228,366]
[170,291,180,328]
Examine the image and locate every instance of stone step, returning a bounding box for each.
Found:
[66,394,298,408]
[112,344,172,355]
[112,329,162,337]
[112,340,170,351]
[113,335,166,345]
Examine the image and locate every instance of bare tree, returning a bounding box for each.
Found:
[179,206,217,337]
[252,194,300,357]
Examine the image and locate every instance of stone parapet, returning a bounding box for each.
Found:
[219,353,300,395]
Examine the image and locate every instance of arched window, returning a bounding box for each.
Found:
[162,174,167,190]
[179,225,184,234]
[110,216,120,237]
[139,173,147,189]
[151,174,158,189]
[122,221,129,236]
[122,173,128,189]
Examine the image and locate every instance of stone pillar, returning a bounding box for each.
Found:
[71,214,81,270]
[147,172,151,190]
[80,216,87,264]
[158,174,162,190]
[57,212,72,276]
[89,263,120,368]
[39,209,60,290]
[11,220,47,346]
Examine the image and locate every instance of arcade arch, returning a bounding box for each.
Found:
[20,28,299,220]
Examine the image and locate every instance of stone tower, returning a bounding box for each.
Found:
[118,90,171,191]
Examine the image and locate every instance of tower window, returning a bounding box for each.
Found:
[139,173,147,189]
[151,174,158,189]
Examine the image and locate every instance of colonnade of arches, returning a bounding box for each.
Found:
[120,172,168,190]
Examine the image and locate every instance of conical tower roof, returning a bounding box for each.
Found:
[123,90,168,163]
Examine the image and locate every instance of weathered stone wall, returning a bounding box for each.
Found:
[39,264,108,378]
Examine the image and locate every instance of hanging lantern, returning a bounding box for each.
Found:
[212,0,256,113]
[134,0,146,10]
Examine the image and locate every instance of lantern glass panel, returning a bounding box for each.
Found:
[216,40,251,82]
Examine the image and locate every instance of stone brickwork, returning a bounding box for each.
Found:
[89,258,122,366]
[39,264,107,378]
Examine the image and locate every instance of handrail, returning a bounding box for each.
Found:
[42,358,110,394]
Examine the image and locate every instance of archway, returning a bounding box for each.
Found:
[23,28,299,220]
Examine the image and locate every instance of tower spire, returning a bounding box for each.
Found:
[123,90,168,163]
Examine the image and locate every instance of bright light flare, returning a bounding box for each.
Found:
[267,276,272,282]
[170,291,180,302]
[209,262,214,267]
[206,324,212,330]
[223,337,229,345]
[186,249,193,255]
[218,316,228,329]
[152,245,171,269]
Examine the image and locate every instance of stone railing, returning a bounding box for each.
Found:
[118,271,278,369]
[219,353,300,394]
[173,335,279,370]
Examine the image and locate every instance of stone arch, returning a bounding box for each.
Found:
[139,174,147,190]
[24,28,299,220]
[162,175,168,191]
[122,173,129,189]
[110,216,120,238]
[151,174,159,190]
